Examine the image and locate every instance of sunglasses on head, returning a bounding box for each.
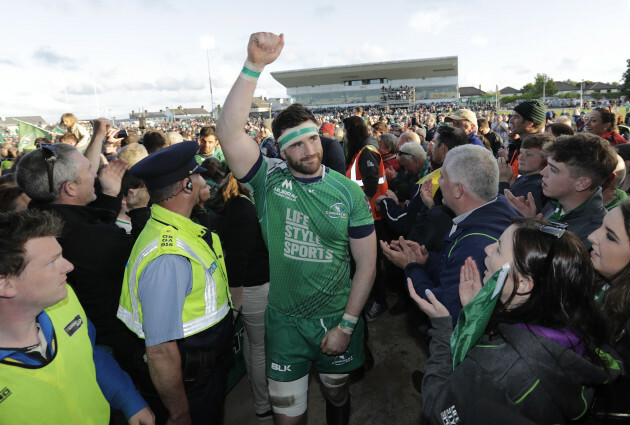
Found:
[40,144,57,193]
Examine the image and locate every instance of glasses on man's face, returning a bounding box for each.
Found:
[40,144,57,193]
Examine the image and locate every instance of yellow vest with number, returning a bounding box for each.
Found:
[117,204,230,338]
[0,286,110,425]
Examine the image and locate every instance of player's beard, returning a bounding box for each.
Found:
[285,151,323,176]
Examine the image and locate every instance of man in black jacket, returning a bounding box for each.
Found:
[16,119,150,373]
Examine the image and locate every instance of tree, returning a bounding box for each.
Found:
[621,59,630,96]
[521,74,557,97]
[521,83,535,93]
[533,73,557,97]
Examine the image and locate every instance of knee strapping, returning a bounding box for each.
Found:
[268,375,308,417]
[319,373,349,404]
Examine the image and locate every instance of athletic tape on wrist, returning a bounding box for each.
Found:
[337,324,354,335]
[240,60,264,82]
[342,313,359,325]
[339,319,356,329]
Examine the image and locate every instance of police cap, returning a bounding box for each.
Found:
[129,141,206,189]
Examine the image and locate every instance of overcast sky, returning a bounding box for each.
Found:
[2,0,628,123]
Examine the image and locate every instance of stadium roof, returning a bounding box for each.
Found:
[271,57,458,88]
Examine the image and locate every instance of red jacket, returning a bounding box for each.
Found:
[601,131,627,146]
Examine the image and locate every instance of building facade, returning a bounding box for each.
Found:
[271,57,458,108]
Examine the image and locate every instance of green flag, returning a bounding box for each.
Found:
[450,263,510,369]
[18,120,52,151]
[52,126,65,135]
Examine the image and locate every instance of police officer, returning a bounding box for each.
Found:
[118,141,233,425]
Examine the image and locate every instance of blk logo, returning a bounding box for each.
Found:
[271,362,291,372]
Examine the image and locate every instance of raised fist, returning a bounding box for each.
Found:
[247,32,285,68]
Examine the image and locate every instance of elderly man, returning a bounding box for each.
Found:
[381,145,517,321]
[118,141,233,424]
[0,209,153,425]
[388,132,425,201]
[16,120,150,374]
[396,131,420,150]
[445,109,484,147]
[397,142,428,182]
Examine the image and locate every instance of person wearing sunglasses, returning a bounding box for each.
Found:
[15,120,151,378]
[412,218,621,424]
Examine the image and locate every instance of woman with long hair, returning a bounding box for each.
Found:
[585,107,627,146]
[411,217,620,424]
[587,200,630,419]
[207,173,273,421]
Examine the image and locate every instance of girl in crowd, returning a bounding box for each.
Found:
[584,107,627,146]
[59,112,90,151]
[410,217,620,424]
[587,200,630,418]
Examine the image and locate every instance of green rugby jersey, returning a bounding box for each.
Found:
[246,156,373,318]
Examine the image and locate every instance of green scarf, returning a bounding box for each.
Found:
[450,263,510,369]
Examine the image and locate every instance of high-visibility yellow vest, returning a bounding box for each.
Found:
[118,204,230,339]
[0,286,110,425]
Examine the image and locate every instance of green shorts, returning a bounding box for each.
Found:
[265,308,365,382]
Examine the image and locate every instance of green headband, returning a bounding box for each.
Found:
[277,123,319,150]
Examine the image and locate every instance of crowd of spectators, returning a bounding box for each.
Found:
[2,82,630,425]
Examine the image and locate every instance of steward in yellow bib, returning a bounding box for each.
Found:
[119,141,233,425]
[0,210,153,425]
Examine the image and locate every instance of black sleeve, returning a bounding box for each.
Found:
[407,205,455,251]
[127,207,151,240]
[89,191,123,219]
[358,149,381,198]
[320,136,347,175]
[222,197,259,287]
